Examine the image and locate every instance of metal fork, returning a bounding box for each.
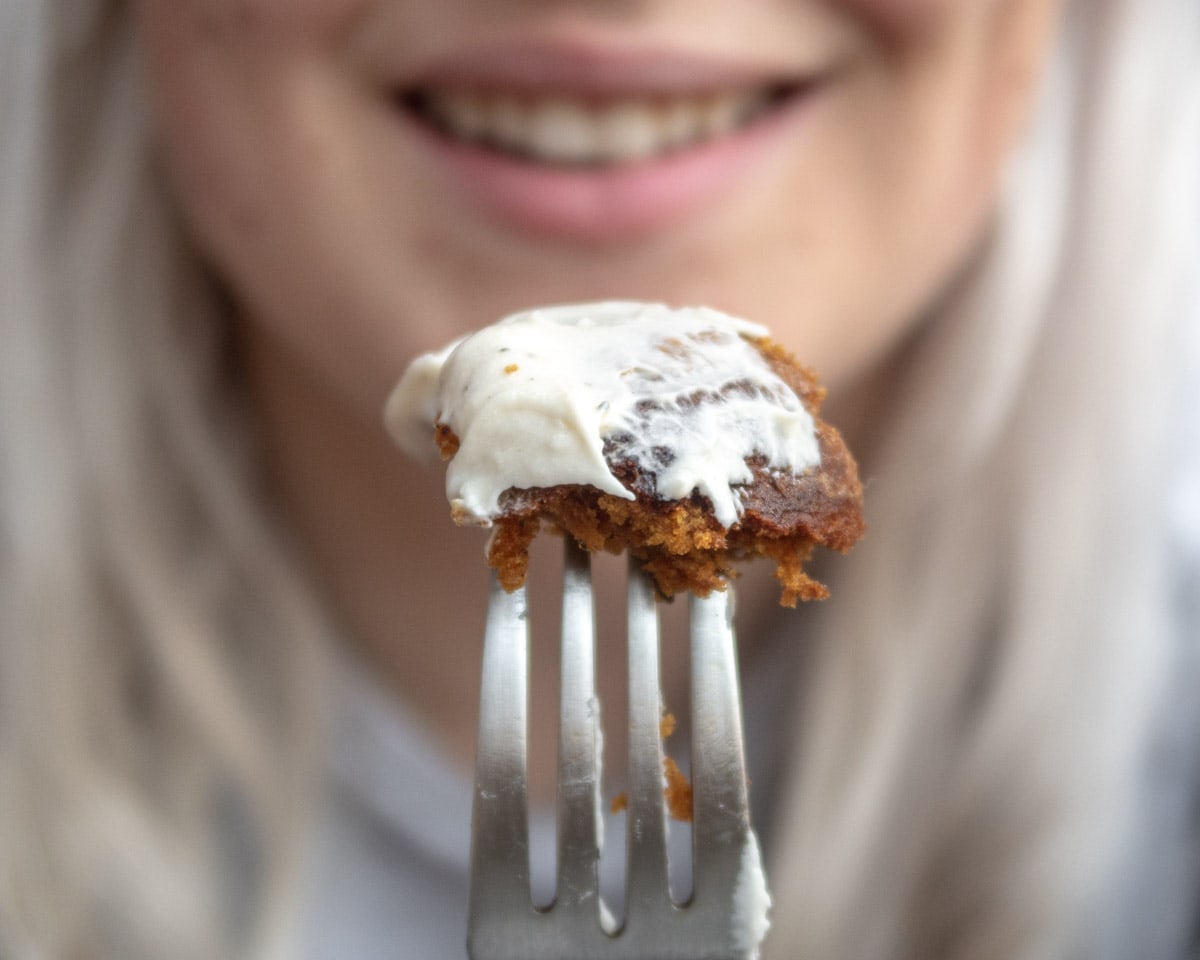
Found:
[467,539,768,960]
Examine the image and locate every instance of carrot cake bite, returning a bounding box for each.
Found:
[386,301,864,605]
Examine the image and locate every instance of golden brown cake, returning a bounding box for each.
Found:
[387,301,864,606]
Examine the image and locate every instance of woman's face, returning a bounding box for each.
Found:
[136,0,1061,419]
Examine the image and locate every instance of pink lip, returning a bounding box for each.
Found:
[391,41,827,245]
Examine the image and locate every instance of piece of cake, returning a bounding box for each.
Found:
[386,301,864,605]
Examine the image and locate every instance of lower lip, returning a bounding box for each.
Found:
[399,94,816,245]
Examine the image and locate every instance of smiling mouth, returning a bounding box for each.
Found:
[399,81,811,168]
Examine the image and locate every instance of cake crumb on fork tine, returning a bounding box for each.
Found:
[467,540,770,960]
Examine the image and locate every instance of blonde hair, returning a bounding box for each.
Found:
[0,1,1196,959]
[1,3,327,956]
[770,1,1200,957]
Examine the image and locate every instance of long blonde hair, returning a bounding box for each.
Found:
[0,0,1196,958]
[1,3,326,956]
[770,1,1200,957]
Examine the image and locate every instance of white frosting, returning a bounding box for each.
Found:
[384,301,820,528]
[732,834,772,957]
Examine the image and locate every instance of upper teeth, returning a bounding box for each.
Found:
[417,89,773,165]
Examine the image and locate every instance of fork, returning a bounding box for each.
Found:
[467,538,769,960]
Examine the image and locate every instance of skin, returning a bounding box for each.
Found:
[134,0,1062,781]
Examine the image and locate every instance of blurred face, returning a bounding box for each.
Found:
[135,0,1061,421]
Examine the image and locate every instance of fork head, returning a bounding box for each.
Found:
[468,539,771,960]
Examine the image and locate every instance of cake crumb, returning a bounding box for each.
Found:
[663,757,694,823]
[609,712,693,822]
[434,422,459,460]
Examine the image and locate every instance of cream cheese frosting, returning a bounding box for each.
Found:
[732,835,773,958]
[384,301,821,528]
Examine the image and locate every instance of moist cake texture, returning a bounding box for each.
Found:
[386,301,864,605]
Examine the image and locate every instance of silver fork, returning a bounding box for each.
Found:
[467,539,769,960]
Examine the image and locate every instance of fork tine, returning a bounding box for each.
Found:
[468,573,532,930]
[624,557,672,918]
[556,539,602,911]
[688,590,752,908]
[470,557,769,960]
